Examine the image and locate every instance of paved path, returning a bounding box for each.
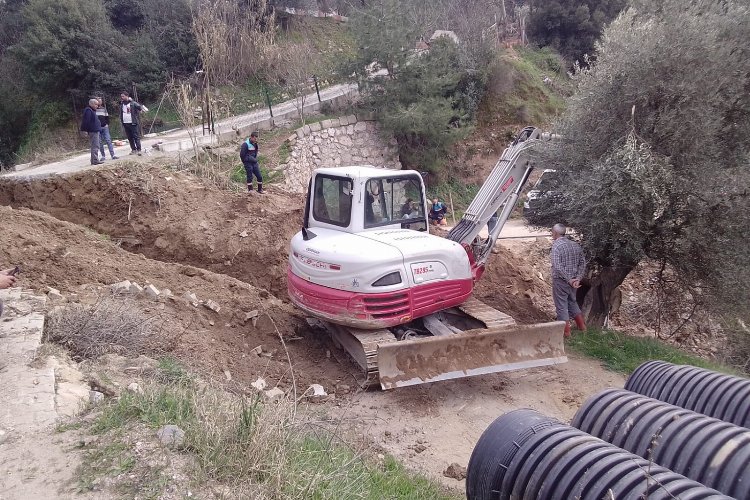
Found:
[4,83,356,180]
[0,289,88,499]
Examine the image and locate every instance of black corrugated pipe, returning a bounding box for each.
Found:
[572,388,750,499]
[466,409,731,500]
[625,361,750,428]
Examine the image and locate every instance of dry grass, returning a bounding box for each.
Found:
[44,296,165,361]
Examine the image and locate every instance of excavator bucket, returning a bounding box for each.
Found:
[376,322,567,390]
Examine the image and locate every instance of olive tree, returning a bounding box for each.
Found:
[529,0,750,328]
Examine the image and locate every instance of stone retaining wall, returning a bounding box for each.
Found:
[282,114,401,193]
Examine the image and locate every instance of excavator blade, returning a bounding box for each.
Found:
[376,322,567,390]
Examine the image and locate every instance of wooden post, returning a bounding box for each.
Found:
[448,190,456,226]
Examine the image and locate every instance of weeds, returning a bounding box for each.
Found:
[567,329,736,375]
[45,297,162,361]
[79,359,457,499]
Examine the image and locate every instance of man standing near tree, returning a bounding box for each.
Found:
[550,223,587,337]
[80,98,103,166]
[119,91,148,156]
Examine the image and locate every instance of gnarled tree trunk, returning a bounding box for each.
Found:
[578,264,635,328]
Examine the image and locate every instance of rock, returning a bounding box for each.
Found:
[263,387,285,401]
[259,290,270,299]
[249,345,263,356]
[204,299,221,313]
[413,444,427,454]
[111,280,132,294]
[312,146,320,155]
[305,384,327,402]
[336,384,351,394]
[309,122,322,132]
[180,266,202,277]
[327,129,336,138]
[161,288,173,299]
[354,121,367,132]
[239,230,249,238]
[156,425,185,449]
[127,382,143,394]
[244,310,259,325]
[47,287,63,301]
[223,370,232,381]
[183,292,199,307]
[89,390,105,405]
[129,282,144,294]
[251,378,267,391]
[144,284,160,299]
[443,463,467,481]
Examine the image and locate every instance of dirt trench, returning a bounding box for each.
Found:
[0,165,302,300]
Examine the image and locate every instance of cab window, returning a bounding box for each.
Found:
[312,175,352,227]
[365,176,425,228]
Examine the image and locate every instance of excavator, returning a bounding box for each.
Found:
[287,127,566,389]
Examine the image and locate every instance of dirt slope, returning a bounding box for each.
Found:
[0,205,345,389]
[0,165,302,299]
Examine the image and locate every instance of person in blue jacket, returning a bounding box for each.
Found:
[429,198,448,225]
[80,98,102,166]
[240,132,263,194]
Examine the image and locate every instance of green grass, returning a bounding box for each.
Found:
[75,361,455,499]
[567,329,736,375]
[77,441,136,492]
[283,437,460,500]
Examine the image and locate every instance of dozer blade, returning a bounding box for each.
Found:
[376,321,567,390]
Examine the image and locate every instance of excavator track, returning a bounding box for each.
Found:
[316,298,566,390]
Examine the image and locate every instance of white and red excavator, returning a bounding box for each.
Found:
[287,127,567,389]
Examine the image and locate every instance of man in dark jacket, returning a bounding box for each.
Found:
[240,132,263,194]
[80,98,103,165]
[119,91,148,156]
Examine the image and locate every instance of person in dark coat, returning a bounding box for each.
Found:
[80,98,103,165]
[240,132,263,194]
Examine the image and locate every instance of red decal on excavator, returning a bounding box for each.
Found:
[501,177,514,192]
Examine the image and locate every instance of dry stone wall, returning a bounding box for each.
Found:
[282,114,401,193]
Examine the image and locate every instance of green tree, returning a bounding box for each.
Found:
[527,0,626,64]
[528,0,750,327]
[348,0,490,171]
[11,0,129,99]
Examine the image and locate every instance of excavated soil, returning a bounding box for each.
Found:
[0,165,302,300]
[0,205,346,390]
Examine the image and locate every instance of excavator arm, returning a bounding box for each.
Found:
[447,127,556,272]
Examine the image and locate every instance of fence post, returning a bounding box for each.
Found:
[313,75,321,102]
[264,86,274,118]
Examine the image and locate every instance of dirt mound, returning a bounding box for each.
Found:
[474,243,552,324]
[0,205,346,389]
[0,165,302,299]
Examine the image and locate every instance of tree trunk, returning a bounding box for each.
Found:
[579,265,635,328]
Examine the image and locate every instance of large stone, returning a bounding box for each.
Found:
[327,129,336,137]
[129,282,144,294]
[46,287,63,301]
[144,284,160,300]
[346,125,355,135]
[251,377,267,391]
[309,122,322,132]
[263,387,285,401]
[157,425,185,449]
[295,129,305,139]
[302,125,311,135]
[443,463,468,481]
[111,280,132,294]
[89,390,105,405]
[339,136,353,147]
[354,121,367,132]
[312,146,320,155]
[320,119,335,129]
[204,299,221,313]
[183,292,199,307]
[305,384,327,402]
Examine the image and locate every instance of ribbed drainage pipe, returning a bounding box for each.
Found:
[466,409,731,500]
[625,361,750,428]
[572,388,750,499]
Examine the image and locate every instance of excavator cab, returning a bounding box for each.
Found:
[289,132,567,389]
